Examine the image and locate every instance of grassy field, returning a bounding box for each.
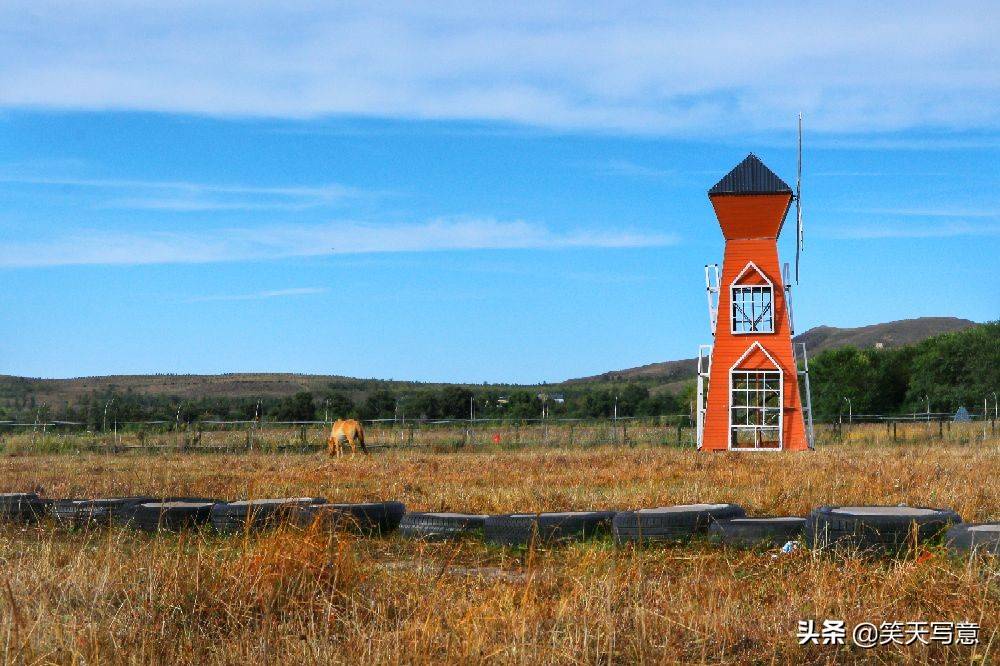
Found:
[2,440,998,664]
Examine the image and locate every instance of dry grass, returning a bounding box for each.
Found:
[1,441,998,664]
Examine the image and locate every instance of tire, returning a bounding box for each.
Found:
[806,505,962,555]
[399,512,489,541]
[0,493,50,523]
[946,523,1000,555]
[293,501,406,535]
[709,517,806,547]
[113,496,221,527]
[51,497,156,528]
[484,511,616,547]
[613,504,746,544]
[126,501,219,532]
[211,497,326,534]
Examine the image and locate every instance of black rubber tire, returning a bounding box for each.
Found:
[806,505,962,554]
[211,497,325,534]
[127,501,219,532]
[111,496,223,527]
[613,504,746,544]
[51,497,156,528]
[484,511,616,547]
[0,493,50,523]
[709,517,807,547]
[946,523,1000,555]
[399,512,489,541]
[293,501,406,535]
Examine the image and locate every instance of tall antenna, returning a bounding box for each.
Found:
[795,113,803,284]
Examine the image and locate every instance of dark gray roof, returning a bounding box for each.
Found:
[708,154,791,195]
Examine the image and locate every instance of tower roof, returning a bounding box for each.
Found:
[708,154,791,196]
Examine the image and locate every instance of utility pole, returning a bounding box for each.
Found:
[103,398,114,432]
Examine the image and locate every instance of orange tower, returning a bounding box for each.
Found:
[696,154,813,451]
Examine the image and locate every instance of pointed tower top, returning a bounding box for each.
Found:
[708,154,791,196]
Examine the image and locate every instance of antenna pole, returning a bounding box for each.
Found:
[795,113,803,284]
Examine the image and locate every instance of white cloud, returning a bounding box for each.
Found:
[819,221,1000,239]
[186,287,328,302]
[584,159,676,179]
[837,207,999,218]
[0,2,995,134]
[0,218,677,268]
[0,175,362,211]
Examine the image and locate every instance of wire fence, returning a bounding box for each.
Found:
[0,411,997,454]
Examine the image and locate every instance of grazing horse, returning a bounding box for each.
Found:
[328,419,368,456]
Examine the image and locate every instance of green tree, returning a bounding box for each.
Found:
[904,322,1000,414]
[269,391,316,421]
[406,391,441,420]
[322,392,355,420]
[439,386,474,419]
[361,389,397,420]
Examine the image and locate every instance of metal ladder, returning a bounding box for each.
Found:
[794,342,815,450]
[696,344,712,450]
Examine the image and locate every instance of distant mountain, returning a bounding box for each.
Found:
[0,373,439,406]
[792,317,975,356]
[0,318,978,404]
[567,317,977,385]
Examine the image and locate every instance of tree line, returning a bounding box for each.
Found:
[0,383,683,427]
[2,322,995,427]
[808,321,998,420]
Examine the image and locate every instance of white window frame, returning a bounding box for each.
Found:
[728,342,783,451]
[730,262,774,335]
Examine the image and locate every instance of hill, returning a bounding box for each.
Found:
[0,317,978,409]
[0,372,446,407]
[792,317,975,356]
[567,317,976,384]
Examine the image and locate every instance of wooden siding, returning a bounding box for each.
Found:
[702,232,809,452]
[709,193,793,240]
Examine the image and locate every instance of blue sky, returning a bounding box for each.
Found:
[0,3,997,383]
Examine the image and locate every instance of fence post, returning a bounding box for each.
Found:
[892,421,897,442]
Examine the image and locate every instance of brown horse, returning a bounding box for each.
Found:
[327,419,368,456]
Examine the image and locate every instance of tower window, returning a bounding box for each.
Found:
[731,285,773,333]
[730,370,781,449]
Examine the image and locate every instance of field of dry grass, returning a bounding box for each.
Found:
[2,441,998,664]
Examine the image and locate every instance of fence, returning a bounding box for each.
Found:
[0,412,997,454]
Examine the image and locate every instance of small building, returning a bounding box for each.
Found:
[696,155,813,452]
[953,406,972,422]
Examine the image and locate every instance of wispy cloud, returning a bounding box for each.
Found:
[102,197,321,212]
[819,221,1000,239]
[813,171,952,178]
[0,3,995,135]
[836,207,999,218]
[0,175,363,211]
[0,218,677,268]
[186,287,328,303]
[584,159,676,179]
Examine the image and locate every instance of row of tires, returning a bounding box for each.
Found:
[0,494,405,534]
[2,493,998,555]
